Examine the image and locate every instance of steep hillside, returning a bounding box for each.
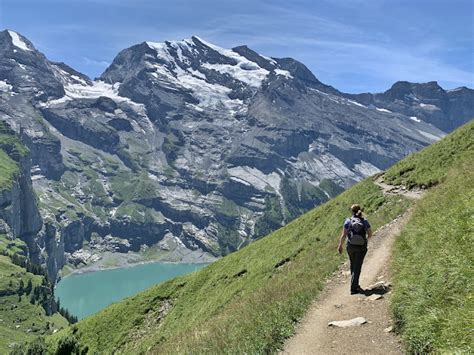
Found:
[383,116,473,188]
[2,30,473,283]
[0,122,67,353]
[0,237,68,353]
[44,120,473,354]
[386,120,473,353]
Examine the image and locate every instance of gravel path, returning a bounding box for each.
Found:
[281,179,424,354]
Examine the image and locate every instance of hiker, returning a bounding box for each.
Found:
[337,204,373,294]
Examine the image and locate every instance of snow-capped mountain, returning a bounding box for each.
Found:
[0,29,472,279]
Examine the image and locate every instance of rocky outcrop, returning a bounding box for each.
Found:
[20,128,65,180]
[41,222,65,281]
[40,106,121,157]
[0,123,43,260]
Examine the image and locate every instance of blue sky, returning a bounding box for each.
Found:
[1,0,473,93]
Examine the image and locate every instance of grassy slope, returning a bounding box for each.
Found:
[48,180,411,354]
[0,237,68,353]
[0,121,28,191]
[383,119,473,188]
[48,120,473,354]
[386,120,474,353]
[0,150,19,191]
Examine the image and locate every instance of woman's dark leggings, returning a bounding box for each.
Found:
[347,244,367,291]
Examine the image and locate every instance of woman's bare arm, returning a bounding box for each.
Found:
[337,228,347,254]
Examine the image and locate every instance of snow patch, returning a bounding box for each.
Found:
[261,54,277,65]
[148,59,244,113]
[202,62,268,88]
[44,80,145,113]
[347,100,367,108]
[174,66,244,112]
[406,93,420,101]
[419,103,440,111]
[144,39,247,113]
[70,75,88,86]
[195,36,270,88]
[447,87,465,93]
[8,30,31,52]
[187,68,206,79]
[50,81,120,101]
[0,80,13,91]
[409,116,421,123]
[146,41,176,64]
[274,69,293,79]
[51,65,89,87]
[376,107,392,113]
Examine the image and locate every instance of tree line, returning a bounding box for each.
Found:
[2,246,78,324]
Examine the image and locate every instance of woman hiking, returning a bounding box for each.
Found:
[337,204,373,294]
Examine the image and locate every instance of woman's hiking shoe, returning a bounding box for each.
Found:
[350,286,365,295]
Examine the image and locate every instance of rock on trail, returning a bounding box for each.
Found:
[328,317,367,328]
[281,203,417,354]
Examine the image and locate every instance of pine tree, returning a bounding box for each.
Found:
[26,279,33,295]
[18,279,25,295]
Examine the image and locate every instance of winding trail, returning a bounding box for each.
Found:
[281,178,423,355]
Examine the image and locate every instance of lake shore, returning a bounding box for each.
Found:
[55,260,209,320]
[59,245,217,281]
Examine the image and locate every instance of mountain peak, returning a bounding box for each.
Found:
[1,29,34,52]
[388,80,443,92]
[447,86,471,93]
[101,36,293,93]
[0,29,65,101]
[383,80,446,102]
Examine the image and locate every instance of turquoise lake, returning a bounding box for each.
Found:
[55,262,207,320]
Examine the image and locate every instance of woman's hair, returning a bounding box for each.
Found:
[351,204,363,218]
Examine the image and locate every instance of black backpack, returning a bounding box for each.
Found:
[348,217,367,246]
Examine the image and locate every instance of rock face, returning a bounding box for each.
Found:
[0,156,42,239]
[0,121,43,261]
[0,30,473,280]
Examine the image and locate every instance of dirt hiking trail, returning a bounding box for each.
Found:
[281,179,423,355]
